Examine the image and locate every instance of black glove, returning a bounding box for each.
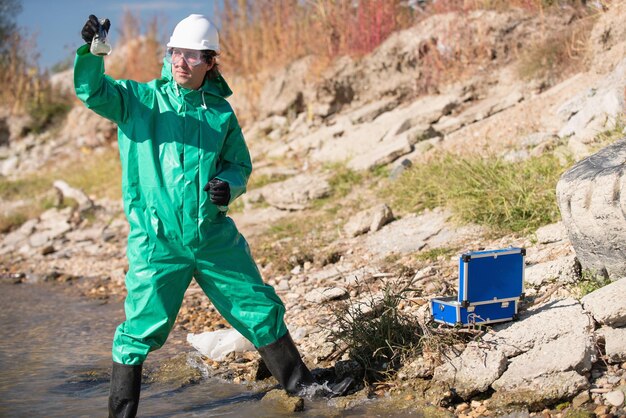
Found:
[81,14,111,44]
[204,178,231,206]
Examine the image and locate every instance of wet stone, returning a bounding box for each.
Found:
[261,389,304,412]
[146,353,203,388]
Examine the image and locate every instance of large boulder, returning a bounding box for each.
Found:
[258,56,313,118]
[556,137,626,279]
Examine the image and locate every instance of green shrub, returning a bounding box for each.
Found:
[386,153,567,235]
[329,279,421,380]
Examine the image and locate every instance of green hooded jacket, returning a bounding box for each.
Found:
[74,44,252,248]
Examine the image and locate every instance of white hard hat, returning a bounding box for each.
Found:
[167,14,219,51]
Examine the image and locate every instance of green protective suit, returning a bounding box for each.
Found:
[74,44,288,365]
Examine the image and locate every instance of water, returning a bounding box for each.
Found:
[0,282,420,417]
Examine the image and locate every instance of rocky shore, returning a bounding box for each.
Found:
[2,3,626,417]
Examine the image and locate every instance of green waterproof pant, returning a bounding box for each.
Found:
[112,215,288,365]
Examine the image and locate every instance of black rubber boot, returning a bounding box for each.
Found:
[257,332,354,397]
[108,362,142,418]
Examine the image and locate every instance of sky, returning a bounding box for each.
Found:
[16,0,221,71]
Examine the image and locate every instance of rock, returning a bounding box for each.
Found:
[557,56,625,142]
[308,93,453,171]
[258,56,312,118]
[348,98,399,124]
[53,180,94,211]
[328,387,370,411]
[491,371,589,412]
[482,298,593,357]
[186,328,255,361]
[604,389,624,407]
[343,204,394,237]
[581,277,626,327]
[4,113,34,141]
[260,174,331,210]
[386,94,458,138]
[40,244,55,256]
[312,56,357,117]
[261,389,304,412]
[432,342,507,399]
[492,332,595,390]
[437,89,523,134]
[147,353,203,387]
[534,222,568,244]
[62,105,116,148]
[2,218,37,248]
[304,262,355,283]
[363,209,482,258]
[66,226,105,242]
[556,137,626,280]
[525,255,580,287]
[400,356,436,379]
[304,287,347,304]
[347,133,413,171]
[571,391,591,408]
[389,158,413,180]
[0,155,18,176]
[597,326,626,363]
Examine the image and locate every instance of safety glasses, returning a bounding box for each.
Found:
[165,48,205,67]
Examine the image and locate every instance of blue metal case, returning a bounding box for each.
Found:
[458,247,525,306]
[430,297,519,326]
[430,247,525,327]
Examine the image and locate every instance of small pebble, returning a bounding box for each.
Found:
[607,375,621,385]
[594,405,609,415]
[591,388,611,393]
[604,389,625,407]
[456,403,470,413]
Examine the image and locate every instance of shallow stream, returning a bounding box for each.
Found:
[0,282,420,417]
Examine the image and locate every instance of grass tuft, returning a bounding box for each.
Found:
[574,269,612,298]
[325,163,364,199]
[329,279,422,381]
[385,152,568,235]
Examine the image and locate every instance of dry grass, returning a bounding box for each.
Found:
[0,31,72,129]
[517,13,595,85]
[218,0,413,78]
[106,10,164,82]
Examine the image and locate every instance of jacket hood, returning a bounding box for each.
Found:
[161,58,233,99]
